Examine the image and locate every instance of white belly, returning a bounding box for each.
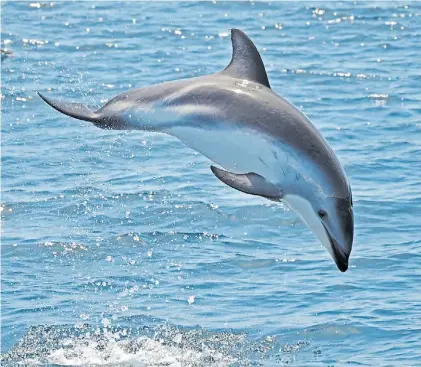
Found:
[168,125,294,185]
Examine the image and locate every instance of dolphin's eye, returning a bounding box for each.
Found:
[318,210,327,218]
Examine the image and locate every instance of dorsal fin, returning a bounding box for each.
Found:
[222,29,270,88]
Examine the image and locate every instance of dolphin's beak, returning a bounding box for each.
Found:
[323,224,349,272]
[283,195,353,272]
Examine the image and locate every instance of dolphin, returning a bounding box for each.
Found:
[39,29,354,272]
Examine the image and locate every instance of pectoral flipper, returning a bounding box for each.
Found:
[210,165,282,200]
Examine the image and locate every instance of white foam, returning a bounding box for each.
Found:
[45,334,236,367]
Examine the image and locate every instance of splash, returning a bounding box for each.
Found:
[1,323,280,366]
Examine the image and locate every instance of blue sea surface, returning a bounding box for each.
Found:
[1,1,421,366]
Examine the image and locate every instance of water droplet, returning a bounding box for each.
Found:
[101,318,111,327]
[173,333,183,344]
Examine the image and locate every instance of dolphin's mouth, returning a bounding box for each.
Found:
[322,224,349,272]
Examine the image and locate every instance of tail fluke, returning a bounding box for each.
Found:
[38,93,99,123]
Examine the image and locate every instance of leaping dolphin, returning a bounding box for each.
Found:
[39,29,354,272]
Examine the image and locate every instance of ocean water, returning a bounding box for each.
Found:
[1,1,421,366]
